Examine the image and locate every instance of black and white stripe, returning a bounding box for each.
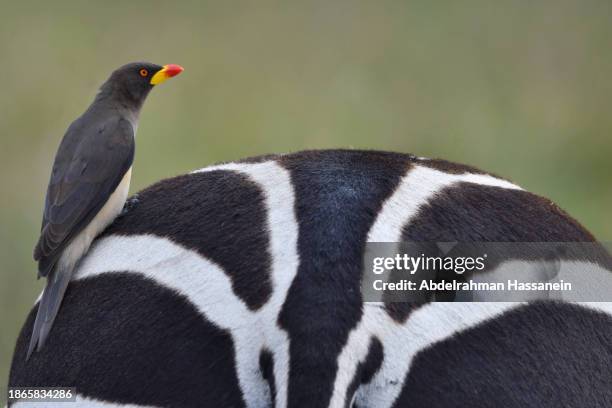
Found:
[9,150,612,407]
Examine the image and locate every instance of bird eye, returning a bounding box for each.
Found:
[139,69,148,77]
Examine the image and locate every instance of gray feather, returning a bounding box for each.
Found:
[33,117,134,276]
[27,262,75,360]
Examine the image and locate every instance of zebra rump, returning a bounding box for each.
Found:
[9,149,612,408]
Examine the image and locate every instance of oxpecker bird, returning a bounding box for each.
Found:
[28,62,184,359]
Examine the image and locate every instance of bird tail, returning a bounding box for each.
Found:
[26,261,75,360]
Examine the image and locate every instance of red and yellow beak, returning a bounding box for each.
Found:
[150,64,184,85]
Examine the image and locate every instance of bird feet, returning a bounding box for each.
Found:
[119,194,140,217]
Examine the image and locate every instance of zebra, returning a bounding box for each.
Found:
[9,149,612,407]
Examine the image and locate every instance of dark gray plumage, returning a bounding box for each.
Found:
[28,62,183,359]
[35,117,135,276]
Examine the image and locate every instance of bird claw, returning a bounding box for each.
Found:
[119,194,140,217]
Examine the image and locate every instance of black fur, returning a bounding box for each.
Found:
[402,182,596,242]
[260,349,277,407]
[10,273,245,408]
[384,302,424,324]
[392,302,612,408]
[277,150,409,408]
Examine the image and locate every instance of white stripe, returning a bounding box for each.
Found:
[193,161,299,408]
[367,165,522,243]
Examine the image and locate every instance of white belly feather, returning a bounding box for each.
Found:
[58,167,132,271]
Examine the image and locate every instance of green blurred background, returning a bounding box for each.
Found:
[1,0,611,398]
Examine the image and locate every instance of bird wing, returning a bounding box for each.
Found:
[34,116,135,276]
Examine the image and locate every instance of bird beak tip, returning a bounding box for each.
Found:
[165,64,184,78]
[150,64,184,85]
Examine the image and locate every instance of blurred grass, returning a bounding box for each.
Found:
[1,0,611,399]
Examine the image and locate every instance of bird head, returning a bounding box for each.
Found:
[104,62,184,107]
